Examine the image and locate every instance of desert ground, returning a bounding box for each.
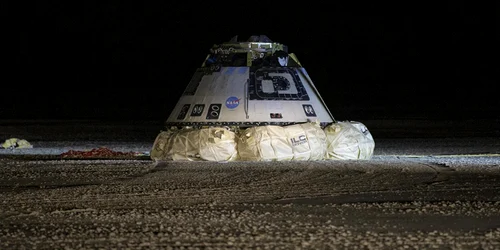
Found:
[0,118,499,249]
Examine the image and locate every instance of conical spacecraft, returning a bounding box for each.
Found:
[150,35,376,162]
[165,35,335,128]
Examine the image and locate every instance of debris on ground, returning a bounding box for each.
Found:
[59,147,144,159]
[2,138,33,149]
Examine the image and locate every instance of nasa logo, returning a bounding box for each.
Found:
[225,96,240,109]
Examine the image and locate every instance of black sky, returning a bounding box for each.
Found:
[4,2,497,121]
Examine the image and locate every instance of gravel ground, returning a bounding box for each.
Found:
[0,119,499,249]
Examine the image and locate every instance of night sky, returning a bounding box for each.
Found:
[5,2,497,121]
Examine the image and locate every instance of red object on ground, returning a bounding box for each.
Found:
[60,147,138,158]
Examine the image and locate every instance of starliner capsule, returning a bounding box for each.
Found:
[165,34,335,127]
[151,35,375,162]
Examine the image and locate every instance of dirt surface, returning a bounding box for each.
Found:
[0,119,499,249]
